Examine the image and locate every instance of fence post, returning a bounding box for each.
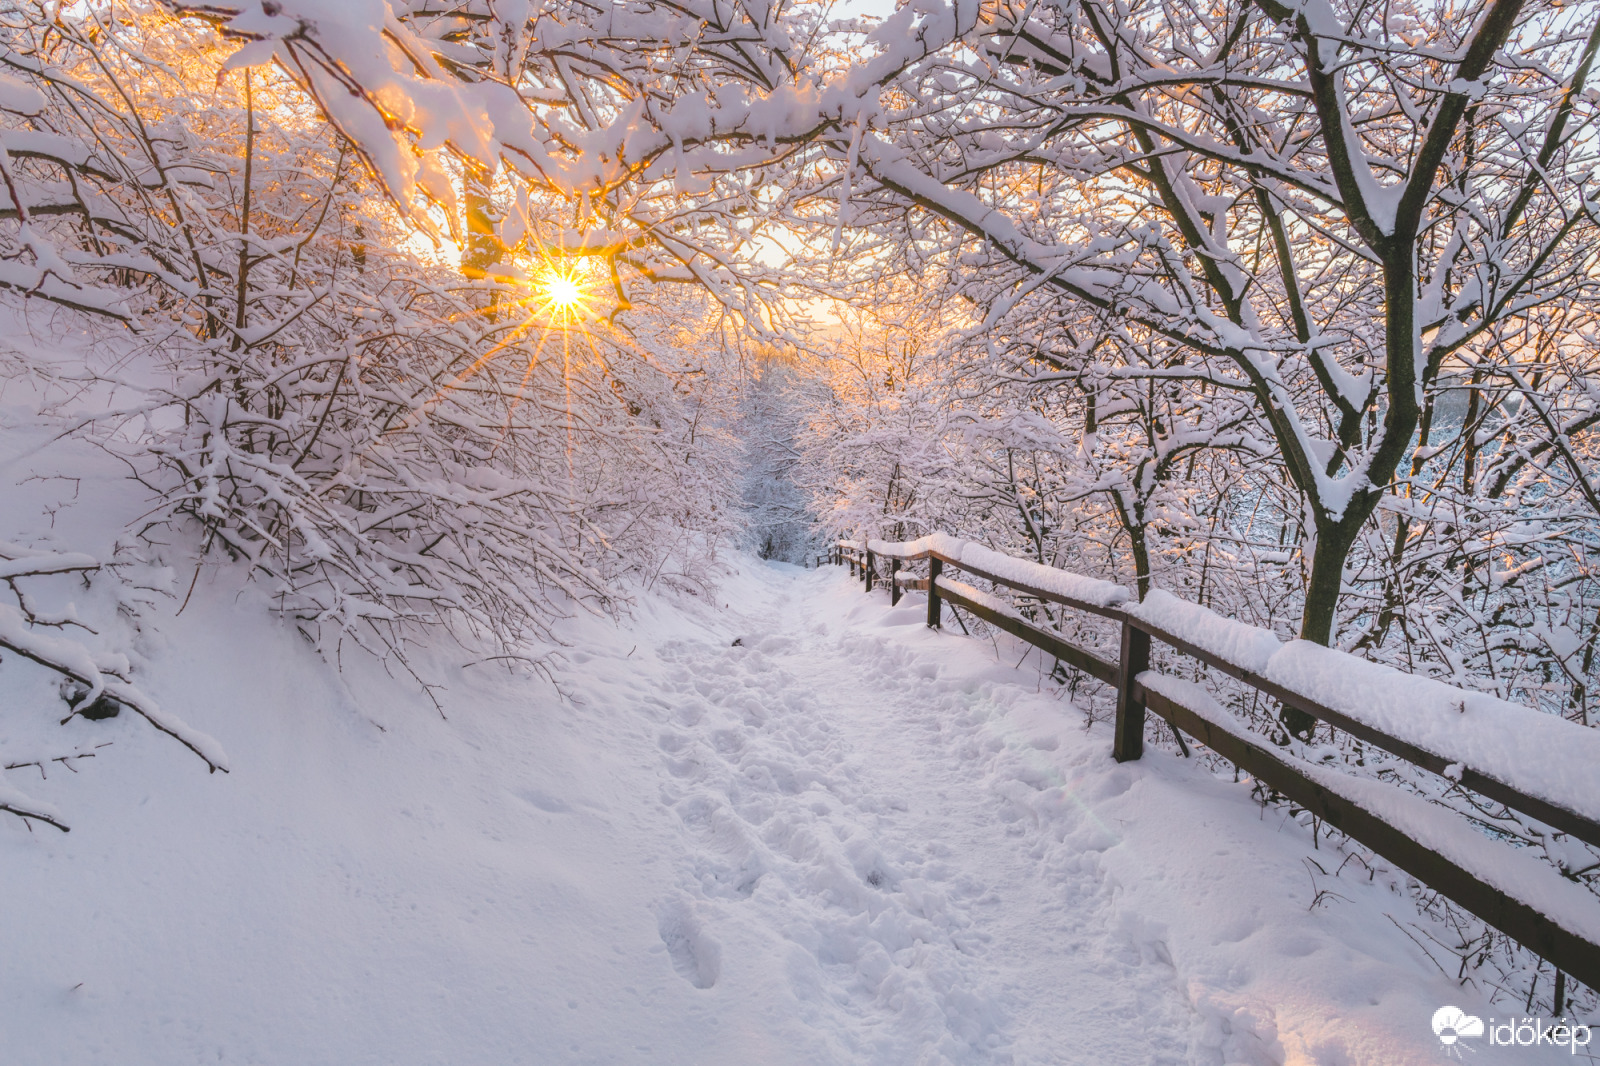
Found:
[926,558,942,628]
[864,550,874,592]
[1113,618,1150,762]
[889,558,901,606]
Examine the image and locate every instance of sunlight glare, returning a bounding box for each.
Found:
[542,270,586,313]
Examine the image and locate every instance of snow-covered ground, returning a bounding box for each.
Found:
[0,558,1564,1065]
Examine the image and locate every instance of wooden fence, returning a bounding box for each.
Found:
[825,538,1600,996]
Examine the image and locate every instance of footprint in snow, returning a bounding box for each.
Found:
[656,899,722,990]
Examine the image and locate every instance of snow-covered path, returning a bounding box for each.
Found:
[3,558,1537,1065]
[635,571,1193,1063]
[563,562,1537,1066]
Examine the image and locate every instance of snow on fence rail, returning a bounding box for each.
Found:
[827,537,1600,994]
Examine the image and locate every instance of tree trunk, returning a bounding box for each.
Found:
[461,162,502,318]
[1129,522,1151,602]
[1299,529,1346,647]
[1282,516,1360,739]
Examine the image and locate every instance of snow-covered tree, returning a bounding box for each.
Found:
[0,4,741,767]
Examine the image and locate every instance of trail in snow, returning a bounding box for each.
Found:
[638,575,1191,1064]
[3,557,1551,1065]
[607,563,1563,1066]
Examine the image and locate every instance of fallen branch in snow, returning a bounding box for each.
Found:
[0,796,69,833]
[0,605,229,773]
[0,770,70,832]
[5,742,110,780]
[0,546,229,775]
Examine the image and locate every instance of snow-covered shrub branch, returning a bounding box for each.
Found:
[159,0,857,334]
[0,539,230,828]
[0,4,740,757]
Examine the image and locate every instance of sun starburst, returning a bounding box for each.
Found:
[536,264,592,319]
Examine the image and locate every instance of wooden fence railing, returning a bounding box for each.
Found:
[825,537,1600,996]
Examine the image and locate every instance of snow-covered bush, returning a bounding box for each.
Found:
[0,5,739,765]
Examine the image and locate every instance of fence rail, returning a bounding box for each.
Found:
[828,537,1600,994]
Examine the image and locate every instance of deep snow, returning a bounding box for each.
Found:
[0,559,1574,1064]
